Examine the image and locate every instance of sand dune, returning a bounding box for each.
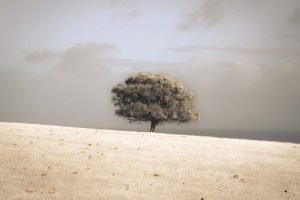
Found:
[0,122,299,200]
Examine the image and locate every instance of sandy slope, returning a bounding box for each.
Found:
[0,122,299,200]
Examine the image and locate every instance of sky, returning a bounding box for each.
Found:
[0,0,300,133]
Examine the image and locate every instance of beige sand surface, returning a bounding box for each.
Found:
[0,122,299,200]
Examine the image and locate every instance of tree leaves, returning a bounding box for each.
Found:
[111,73,200,131]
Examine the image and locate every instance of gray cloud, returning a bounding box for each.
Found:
[63,42,117,59]
[2,42,121,129]
[26,42,179,76]
[274,3,300,48]
[58,42,117,73]
[161,57,300,131]
[1,42,179,131]
[0,68,117,128]
[25,49,61,62]
[177,0,225,31]
[288,6,300,26]
[167,45,300,62]
[26,42,117,73]
[110,0,142,19]
[1,0,300,134]
[176,0,300,38]
[2,51,300,132]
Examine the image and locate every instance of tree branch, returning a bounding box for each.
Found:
[129,118,150,123]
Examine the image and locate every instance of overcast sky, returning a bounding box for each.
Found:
[0,0,300,132]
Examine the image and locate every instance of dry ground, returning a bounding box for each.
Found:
[0,122,299,200]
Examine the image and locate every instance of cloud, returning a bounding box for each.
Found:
[0,67,118,128]
[25,41,181,76]
[168,45,300,57]
[26,42,117,74]
[55,42,181,75]
[63,42,117,59]
[273,3,300,48]
[5,48,300,131]
[161,56,300,131]
[166,57,262,92]
[25,49,61,62]
[157,55,299,103]
[176,0,225,31]
[176,0,298,35]
[59,42,117,73]
[110,0,142,19]
[287,6,300,26]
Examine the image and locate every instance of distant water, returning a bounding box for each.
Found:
[160,129,300,144]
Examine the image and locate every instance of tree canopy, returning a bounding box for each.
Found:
[111,72,200,132]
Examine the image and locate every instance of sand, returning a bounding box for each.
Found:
[0,122,299,200]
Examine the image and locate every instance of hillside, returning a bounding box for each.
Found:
[0,122,299,200]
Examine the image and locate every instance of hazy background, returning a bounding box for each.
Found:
[0,0,300,142]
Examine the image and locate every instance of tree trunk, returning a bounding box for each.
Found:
[150,120,158,132]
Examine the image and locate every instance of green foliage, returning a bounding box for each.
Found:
[111,72,200,131]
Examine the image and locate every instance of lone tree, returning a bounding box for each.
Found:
[111,72,199,132]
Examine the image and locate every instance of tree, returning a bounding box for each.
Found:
[111,72,200,132]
